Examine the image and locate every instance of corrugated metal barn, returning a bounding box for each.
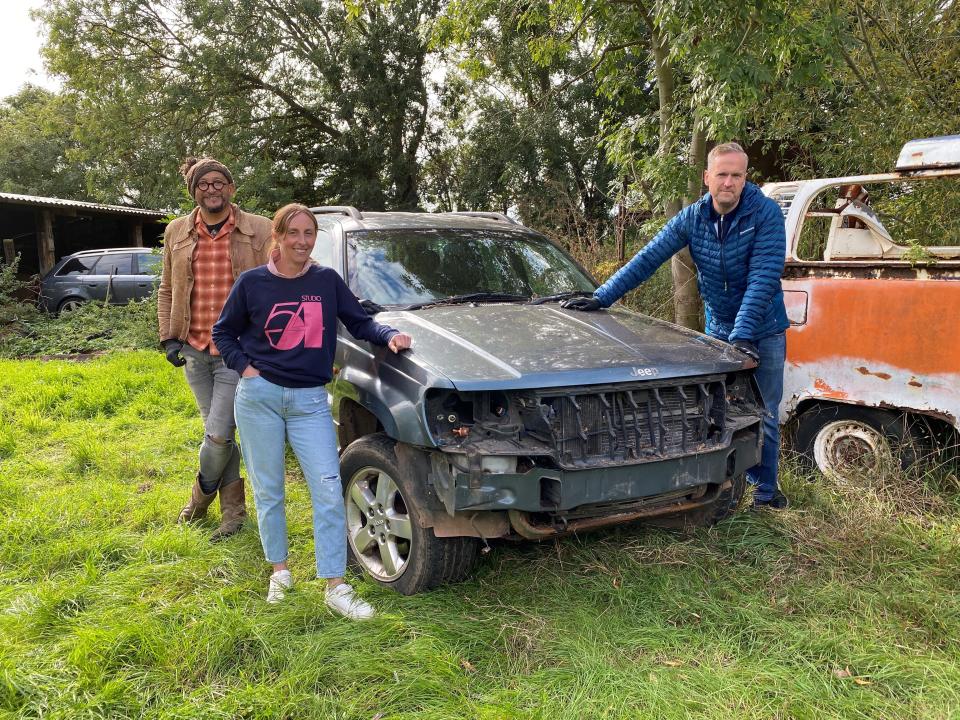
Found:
[0,193,166,277]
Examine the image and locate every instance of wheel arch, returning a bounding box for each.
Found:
[56,295,87,312]
[787,397,953,440]
[337,397,385,452]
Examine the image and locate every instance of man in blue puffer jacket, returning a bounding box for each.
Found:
[562,142,790,509]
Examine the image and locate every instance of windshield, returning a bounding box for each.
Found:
[346,229,596,306]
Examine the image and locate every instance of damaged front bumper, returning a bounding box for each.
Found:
[429,418,761,515]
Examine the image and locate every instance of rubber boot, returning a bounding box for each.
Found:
[210,478,246,542]
[178,476,217,523]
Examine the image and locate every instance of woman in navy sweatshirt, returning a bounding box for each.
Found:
[212,203,412,617]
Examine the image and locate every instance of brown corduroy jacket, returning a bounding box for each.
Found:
[157,204,272,342]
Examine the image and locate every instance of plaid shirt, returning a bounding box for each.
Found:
[187,211,237,354]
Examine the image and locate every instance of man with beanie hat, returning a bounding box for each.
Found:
[158,156,272,540]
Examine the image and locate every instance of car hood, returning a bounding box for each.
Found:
[379,303,751,391]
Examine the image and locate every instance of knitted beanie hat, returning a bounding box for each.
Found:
[180,156,234,194]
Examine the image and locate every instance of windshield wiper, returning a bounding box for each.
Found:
[402,292,530,311]
[526,290,594,305]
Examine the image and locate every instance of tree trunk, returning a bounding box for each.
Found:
[615,178,627,262]
[671,121,708,331]
[651,25,702,331]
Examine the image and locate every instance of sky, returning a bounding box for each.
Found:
[0,3,58,99]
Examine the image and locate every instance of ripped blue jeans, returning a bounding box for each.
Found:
[234,375,346,578]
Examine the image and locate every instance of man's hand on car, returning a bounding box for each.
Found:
[560,296,602,311]
[162,339,186,367]
[732,340,760,365]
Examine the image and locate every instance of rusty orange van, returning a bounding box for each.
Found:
[763,136,960,476]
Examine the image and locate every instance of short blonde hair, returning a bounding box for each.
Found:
[707,142,748,169]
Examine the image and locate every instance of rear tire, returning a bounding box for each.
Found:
[340,434,479,595]
[57,297,85,314]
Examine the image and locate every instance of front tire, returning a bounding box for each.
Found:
[339,434,479,595]
[647,473,747,529]
[795,404,916,478]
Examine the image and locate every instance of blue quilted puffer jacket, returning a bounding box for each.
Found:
[594,182,788,342]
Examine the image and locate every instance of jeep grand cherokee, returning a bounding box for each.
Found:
[313,207,764,594]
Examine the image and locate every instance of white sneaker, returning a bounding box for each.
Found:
[266,570,293,603]
[325,582,376,620]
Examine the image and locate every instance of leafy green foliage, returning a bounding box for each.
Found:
[0,86,89,199]
[428,0,630,248]
[0,294,158,359]
[0,255,43,328]
[1,353,959,717]
[781,0,960,180]
[38,0,440,210]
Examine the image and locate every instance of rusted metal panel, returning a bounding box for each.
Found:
[896,135,960,170]
[0,191,164,218]
[780,275,960,429]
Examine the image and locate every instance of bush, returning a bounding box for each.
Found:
[0,255,42,327]
[0,291,158,359]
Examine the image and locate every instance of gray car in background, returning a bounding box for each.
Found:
[39,247,161,313]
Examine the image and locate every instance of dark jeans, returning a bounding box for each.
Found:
[745,332,786,501]
[181,344,241,493]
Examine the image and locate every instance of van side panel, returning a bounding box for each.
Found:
[781,272,960,428]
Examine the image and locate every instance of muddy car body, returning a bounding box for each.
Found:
[314,208,764,593]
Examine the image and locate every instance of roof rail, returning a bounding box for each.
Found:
[310,206,363,220]
[449,211,519,225]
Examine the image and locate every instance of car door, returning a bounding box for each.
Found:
[87,253,135,303]
[132,252,162,300]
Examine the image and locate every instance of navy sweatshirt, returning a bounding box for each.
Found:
[212,265,398,388]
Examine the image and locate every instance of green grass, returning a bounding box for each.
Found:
[1,353,958,719]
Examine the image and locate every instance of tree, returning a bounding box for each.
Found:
[38,0,440,210]
[434,0,835,327]
[779,0,960,178]
[430,0,643,250]
[0,86,90,200]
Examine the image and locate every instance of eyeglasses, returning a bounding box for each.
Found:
[197,180,228,191]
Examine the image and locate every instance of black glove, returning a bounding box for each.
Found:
[560,296,602,312]
[162,339,186,367]
[359,298,384,315]
[732,340,760,365]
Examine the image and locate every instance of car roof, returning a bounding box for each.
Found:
[311,208,542,235]
[65,247,154,258]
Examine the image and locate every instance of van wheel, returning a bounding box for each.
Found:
[57,297,85,314]
[340,434,479,595]
[795,405,917,478]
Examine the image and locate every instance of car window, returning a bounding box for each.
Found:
[310,222,336,269]
[56,256,98,276]
[92,254,133,276]
[796,176,960,261]
[345,229,595,305]
[136,253,162,275]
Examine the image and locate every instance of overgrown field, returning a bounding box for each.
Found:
[1,352,959,719]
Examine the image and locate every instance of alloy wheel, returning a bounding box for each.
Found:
[344,466,414,581]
